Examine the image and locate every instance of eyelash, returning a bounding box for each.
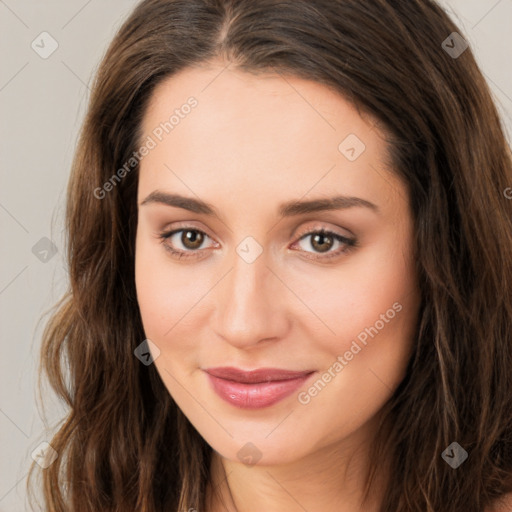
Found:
[157,226,357,262]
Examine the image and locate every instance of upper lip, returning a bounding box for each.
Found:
[204,366,315,383]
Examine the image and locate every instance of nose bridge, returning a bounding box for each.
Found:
[213,239,287,347]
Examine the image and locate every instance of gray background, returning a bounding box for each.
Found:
[1,1,511,510]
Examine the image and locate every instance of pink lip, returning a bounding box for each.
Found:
[204,367,315,409]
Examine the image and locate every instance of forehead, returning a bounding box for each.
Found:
[138,63,404,214]
[142,63,376,151]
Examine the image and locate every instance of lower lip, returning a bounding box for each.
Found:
[206,373,314,409]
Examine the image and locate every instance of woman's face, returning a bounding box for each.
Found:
[135,61,420,466]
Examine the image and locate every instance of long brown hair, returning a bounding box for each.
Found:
[28,0,512,510]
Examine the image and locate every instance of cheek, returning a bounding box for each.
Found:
[135,236,203,337]
[135,245,183,359]
[135,238,169,334]
[295,268,418,444]
[135,239,204,389]
[295,235,418,357]
[135,222,418,361]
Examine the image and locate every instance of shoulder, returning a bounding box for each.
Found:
[487,492,512,512]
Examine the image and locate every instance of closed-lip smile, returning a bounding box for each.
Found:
[203,366,315,409]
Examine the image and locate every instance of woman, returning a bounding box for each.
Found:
[28,0,512,510]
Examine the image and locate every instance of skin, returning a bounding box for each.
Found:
[135,58,421,512]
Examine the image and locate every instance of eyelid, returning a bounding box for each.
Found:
[160,220,216,239]
[158,225,218,251]
[158,222,356,261]
[289,227,356,261]
[293,222,353,240]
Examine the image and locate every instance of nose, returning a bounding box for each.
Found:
[212,244,290,349]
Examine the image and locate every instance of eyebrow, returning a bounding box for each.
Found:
[139,191,380,218]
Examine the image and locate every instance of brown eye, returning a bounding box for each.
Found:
[158,227,216,260]
[181,229,204,250]
[293,228,357,261]
[310,232,334,253]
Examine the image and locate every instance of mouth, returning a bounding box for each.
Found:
[203,367,316,409]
